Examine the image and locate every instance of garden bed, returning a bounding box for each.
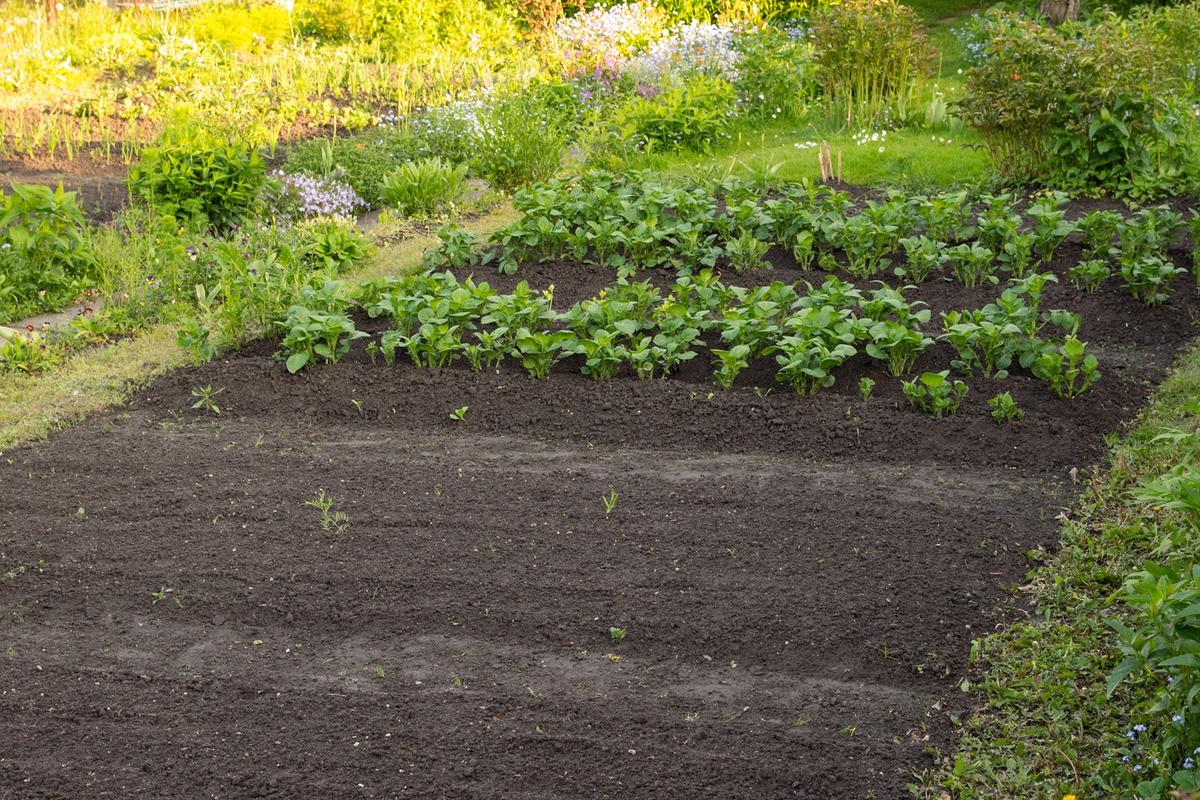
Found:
[2,229,1198,797]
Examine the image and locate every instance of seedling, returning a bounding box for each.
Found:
[602,488,619,516]
[987,392,1024,424]
[608,626,628,642]
[190,385,224,415]
[151,586,182,608]
[858,377,875,401]
[449,405,469,422]
[305,489,349,533]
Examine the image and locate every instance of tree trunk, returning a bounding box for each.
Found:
[1039,0,1080,24]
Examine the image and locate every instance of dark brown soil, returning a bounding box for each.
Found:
[1,156,129,223]
[1,241,1198,799]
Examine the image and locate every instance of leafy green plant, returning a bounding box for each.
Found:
[987,391,1023,424]
[1119,254,1184,305]
[380,157,468,217]
[940,310,1023,379]
[610,75,736,153]
[278,305,368,373]
[424,224,482,270]
[190,385,224,415]
[1026,191,1074,265]
[300,219,370,272]
[473,90,569,192]
[712,344,751,391]
[946,243,997,288]
[511,328,576,379]
[724,230,770,273]
[902,370,968,417]
[1067,258,1111,292]
[0,183,94,320]
[1031,335,1100,399]
[1108,560,1200,767]
[128,124,266,230]
[897,235,946,283]
[0,327,59,374]
[858,376,875,401]
[305,488,349,533]
[449,405,469,422]
[1077,209,1123,258]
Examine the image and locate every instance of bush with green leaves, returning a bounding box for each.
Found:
[732,25,815,120]
[299,219,370,273]
[128,124,267,229]
[959,9,1200,198]
[610,74,736,153]
[897,235,946,283]
[472,90,570,192]
[0,183,94,322]
[380,158,468,217]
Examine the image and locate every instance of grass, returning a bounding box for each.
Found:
[926,340,1200,798]
[632,120,987,193]
[0,203,517,453]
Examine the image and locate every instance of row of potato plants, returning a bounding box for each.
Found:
[275,268,1099,410]
[424,171,1199,307]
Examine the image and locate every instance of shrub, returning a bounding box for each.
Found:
[129,125,267,230]
[733,24,816,120]
[810,0,936,125]
[611,74,736,152]
[380,158,469,217]
[472,92,569,192]
[188,3,291,51]
[959,9,1200,198]
[0,184,94,322]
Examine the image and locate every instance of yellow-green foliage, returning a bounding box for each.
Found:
[189,3,292,51]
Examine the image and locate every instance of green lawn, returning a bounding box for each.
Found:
[628,119,989,192]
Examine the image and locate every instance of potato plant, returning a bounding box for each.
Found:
[946,243,998,288]
[1031,335,1100,399]
[1068,259,1112,292]
[897,235,946,283]
[902,370,968,417]
[279,305,368,373]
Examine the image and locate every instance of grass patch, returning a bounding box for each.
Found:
[0,204,517,452]
[927,341,1200,798]
[631,120,987,193]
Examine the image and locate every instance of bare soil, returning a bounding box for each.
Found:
[1,240,1197,799]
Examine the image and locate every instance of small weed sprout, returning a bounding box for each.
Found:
[987,392,1024,424]
[449,405,469,422]
[858,376,875,402]
[602,488,619,516]
[305,489,349,533]
[190,385,224,415]
[609,626,628,642]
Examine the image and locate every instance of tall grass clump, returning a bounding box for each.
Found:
[810,0,936,126]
